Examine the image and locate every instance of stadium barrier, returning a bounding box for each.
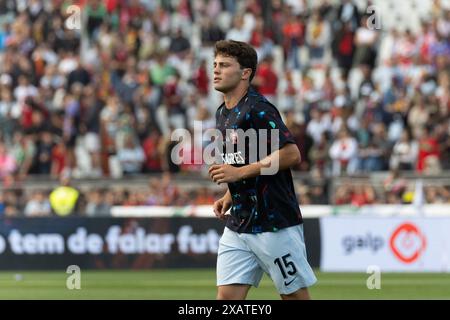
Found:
[2,205,450,272]
[0,217,320,270]
[111,204,450,218]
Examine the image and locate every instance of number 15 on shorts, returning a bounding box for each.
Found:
[274,253,298,286]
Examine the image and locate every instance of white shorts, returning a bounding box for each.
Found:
[217,224,317,295]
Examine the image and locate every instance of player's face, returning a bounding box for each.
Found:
[213,55,246,93]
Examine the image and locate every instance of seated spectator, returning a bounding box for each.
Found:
[333,184,352,205]
[117,134,145,175]
[329,128,358,176]
[253,55,278,104]
[194,187,215,205]
[357,123,389,172]
[309,131,330,174]
[309,184,328,204]
[24,191,51,217]
[390,130,418,171]
[0,193,5,217]
[142,129,163,173]
[416,126,440,173]
[85,189,111,216]
[353,16,378,68]
[0,141,16,179]
[306,10,331,67]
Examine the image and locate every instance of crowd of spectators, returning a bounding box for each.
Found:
[2,172,450,217]
[0,172,225,217]
[331,179,450,206]
[0,0,449,212]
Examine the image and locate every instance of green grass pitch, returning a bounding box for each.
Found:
[0,269,449,299]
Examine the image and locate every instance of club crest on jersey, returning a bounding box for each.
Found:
[230,130,238,144]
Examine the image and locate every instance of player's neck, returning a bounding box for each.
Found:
[223,83,249,110]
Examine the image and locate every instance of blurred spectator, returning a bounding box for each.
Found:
[357,122,389,172]
[24,190,51,217]
[201,17,225,46]
[282,11,305,70]
[309,184,327,204]
[0,141,16,179]
[253,55,278,104]
[307,108,330,144]
[416,126,440,173]
[169,28,191,56]
[335,0,361,32]
[278,70,298,112]
[289,120,313,171]
[195,187,215,205]
[0,192,4,217]
[226,15,251,42]
[49,174,80,216]
[85,189,112,217]
[329,128,358,176]
[306,10,331,67]
[160,172,180,205]
[2,189,22,217]
[390,130,418,171]
[67,59,91,90]
[86,0,107,39]
[192,59,209,97]
[309,131,330,174]
[142,129,163,173]
[333,22,355,79]
[334,184,352,205]
[162,71,188,130]
[353,16,378,69]
[117,134,145,175]
[35,130,54,174]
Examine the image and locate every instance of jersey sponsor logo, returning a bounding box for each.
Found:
[221,151,245,165]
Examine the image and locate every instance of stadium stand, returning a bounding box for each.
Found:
[0,0,449,217]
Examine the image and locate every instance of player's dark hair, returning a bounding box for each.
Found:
[214,40,258,82]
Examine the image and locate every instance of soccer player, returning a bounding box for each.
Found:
[209,40,317,300]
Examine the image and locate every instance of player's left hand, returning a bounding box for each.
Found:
[208,164,242,184]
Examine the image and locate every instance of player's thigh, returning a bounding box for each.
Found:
[247,224,317,295]
[217,284,252,300]
[217,228,264,289]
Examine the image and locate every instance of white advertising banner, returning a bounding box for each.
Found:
[320,217,450,272]
[111,205,450,218]
[111,205,332,218]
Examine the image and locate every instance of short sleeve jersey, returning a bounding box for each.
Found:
[215,87,303,233]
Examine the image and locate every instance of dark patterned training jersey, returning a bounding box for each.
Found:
[215,86,303,234]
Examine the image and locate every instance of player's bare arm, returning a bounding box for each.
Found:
[212,189,232,220]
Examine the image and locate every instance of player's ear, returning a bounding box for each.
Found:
[241,68,252,81]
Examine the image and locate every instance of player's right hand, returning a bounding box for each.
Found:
[213,196,232,220]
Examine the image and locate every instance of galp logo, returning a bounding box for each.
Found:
[389,222,426,264]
